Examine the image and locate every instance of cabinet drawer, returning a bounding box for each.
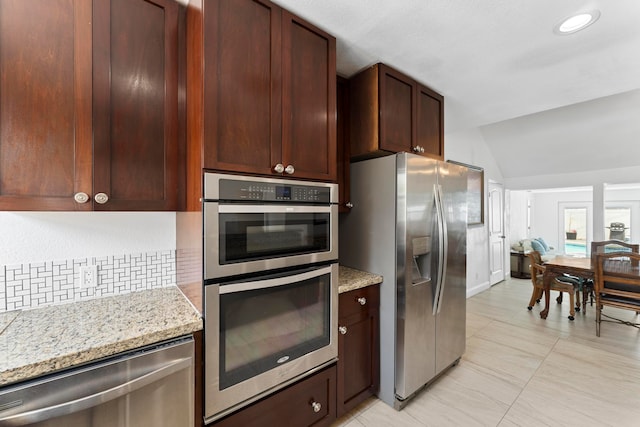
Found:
[211,364,336,427]
[339,285,380,319]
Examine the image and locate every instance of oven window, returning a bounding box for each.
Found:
[219,212,330,264]
[219,273,330,389]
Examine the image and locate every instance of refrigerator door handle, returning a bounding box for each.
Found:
[432,184,445,315]
[436,184,448,314]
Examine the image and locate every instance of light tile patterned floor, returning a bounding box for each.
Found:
[332,277,640,427]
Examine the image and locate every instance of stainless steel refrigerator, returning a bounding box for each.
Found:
[339,152,467,409]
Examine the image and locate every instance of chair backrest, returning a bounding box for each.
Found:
[594,251,640,309]
[590,240,639,269]
[527,251,544,286]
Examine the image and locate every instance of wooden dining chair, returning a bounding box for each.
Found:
[527,251,580,320]
[587,241,640,309]
[594,251,640,336]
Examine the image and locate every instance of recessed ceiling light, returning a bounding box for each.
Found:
[554,10,600,35]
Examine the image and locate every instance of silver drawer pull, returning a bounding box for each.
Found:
[311,401,321,413]
[357,297,367,305]
[338,326,347,335]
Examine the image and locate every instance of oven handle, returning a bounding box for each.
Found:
[216,204,334,214]
[218,265,335,295]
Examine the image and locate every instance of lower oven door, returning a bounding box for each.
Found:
[204,263,338,421]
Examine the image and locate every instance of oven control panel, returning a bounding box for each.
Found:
[216,178,333,203]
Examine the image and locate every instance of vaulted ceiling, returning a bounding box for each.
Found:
[272,0,640,180]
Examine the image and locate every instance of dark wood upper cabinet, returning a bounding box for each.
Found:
[93,0,181,211]
[202,0,281,177]
[282,11,337,181]
[0,0,92,210]
[349,63,444,161]
[196,0,336,185]
[417,84,444,160]
[0,0,183,211]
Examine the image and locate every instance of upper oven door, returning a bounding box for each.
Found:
[204,203,338,280]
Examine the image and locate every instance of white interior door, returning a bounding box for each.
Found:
[489,181,505,285]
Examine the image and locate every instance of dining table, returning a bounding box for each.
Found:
[539,255,594,319]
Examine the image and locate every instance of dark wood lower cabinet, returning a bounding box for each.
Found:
[337,285,380,417]
[209,364,337,427]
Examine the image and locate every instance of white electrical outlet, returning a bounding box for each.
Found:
[79,265,99,288]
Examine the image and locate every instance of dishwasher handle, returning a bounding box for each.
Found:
[0,356,192,426]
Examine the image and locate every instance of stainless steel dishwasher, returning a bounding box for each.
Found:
[0,336,194,427]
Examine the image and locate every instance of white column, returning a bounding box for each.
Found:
[592,183,605,243]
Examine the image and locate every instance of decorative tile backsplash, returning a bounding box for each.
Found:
[0,250,176,312]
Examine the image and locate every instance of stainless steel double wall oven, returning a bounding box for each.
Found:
[202,173,339,422]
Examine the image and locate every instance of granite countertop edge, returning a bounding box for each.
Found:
[338,265,382,293]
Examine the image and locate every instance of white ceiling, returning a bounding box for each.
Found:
[271,0,640,180]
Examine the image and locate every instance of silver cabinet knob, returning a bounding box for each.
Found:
[357,297,367,306]
[284,164,295,175]
[412,146,420,153]
[345,202,353,208]
[311,401,322,413]
[94,193,109,204]
[274,163,285,173]
[420,146,425,153]
[338,326,347,335]
[74,192,90,204]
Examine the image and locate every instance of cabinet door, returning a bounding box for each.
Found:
[416,84,444,160]
[378,65,414,155]
[93,0,180,211]
[337,286,380,416]
[0,0,92,210]
[203,0,282,176]
[282,11,337,181]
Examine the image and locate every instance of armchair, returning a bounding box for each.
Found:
[594,251,640,336]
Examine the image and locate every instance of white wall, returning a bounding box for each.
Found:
[529,189,592,251]
[0,212,176,265]
[445,127,505,297]
[508,190,529,245]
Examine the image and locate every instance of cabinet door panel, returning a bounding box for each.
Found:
[93,0,179,210]
[337,285,380,416]
[379,66,413,154]
[203,0,281,176]
[282,12,336,181]
[417,85,444,160]
[342,315,374,400]
[0,0,92,210]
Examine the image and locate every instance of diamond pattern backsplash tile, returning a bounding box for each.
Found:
[0,250,176,312]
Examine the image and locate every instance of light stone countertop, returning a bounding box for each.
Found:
[0,286,202,387]
[338,266,382,293]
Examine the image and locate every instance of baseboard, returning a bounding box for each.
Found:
[467,281,491,298]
